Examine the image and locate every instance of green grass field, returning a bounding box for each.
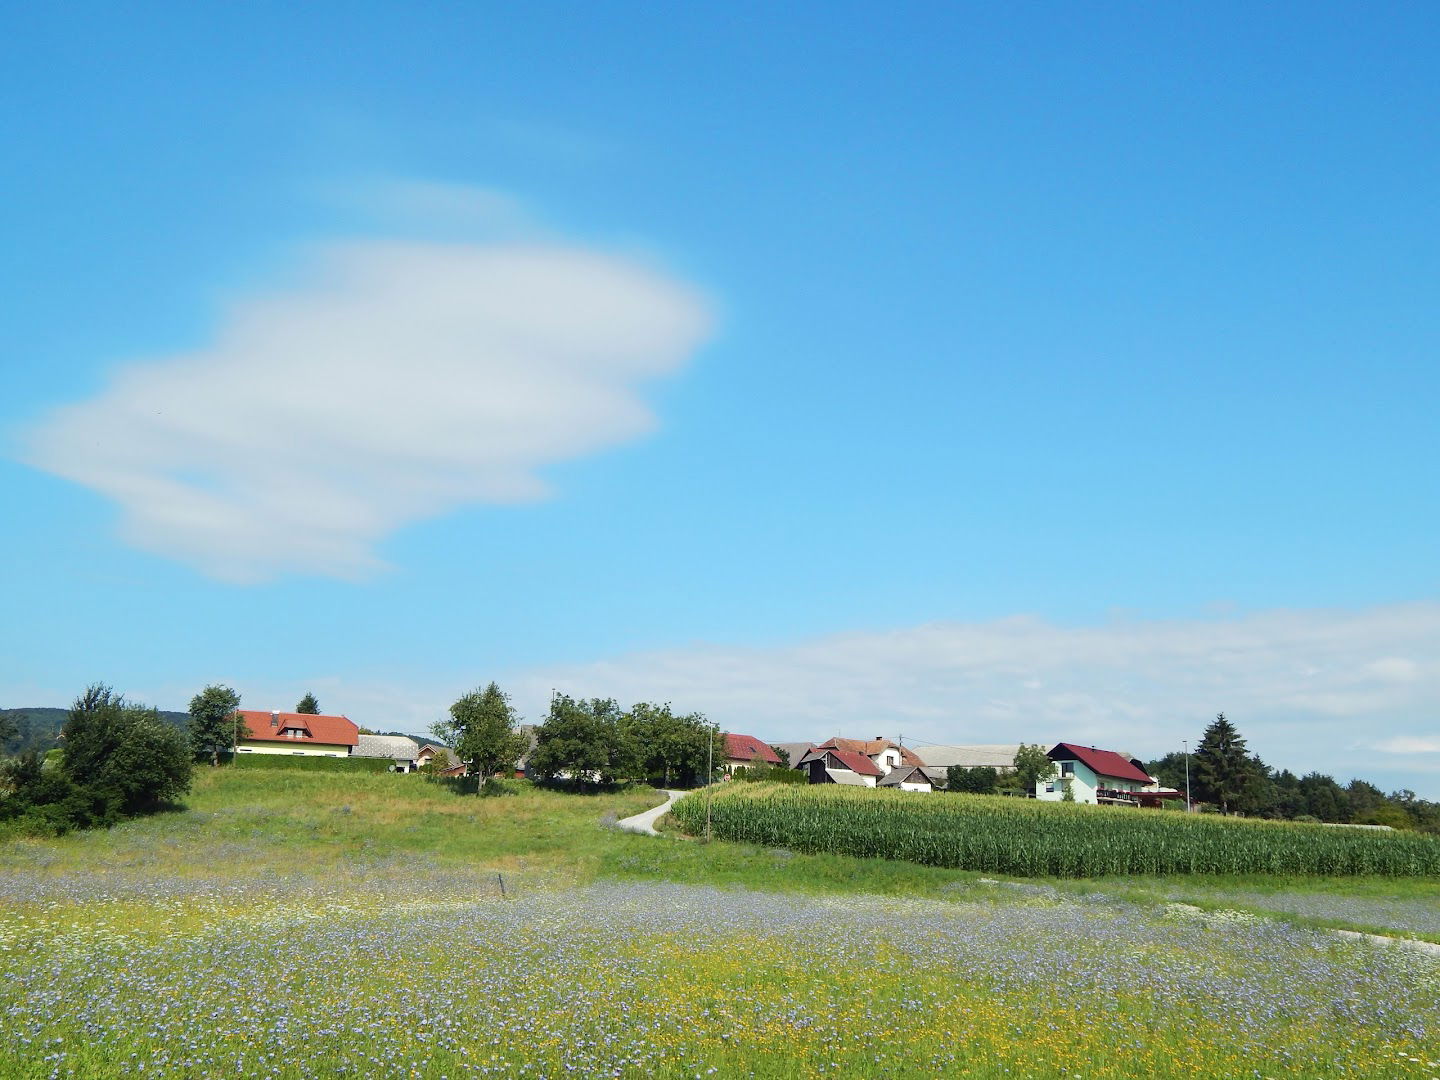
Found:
[2,769,1438,1078]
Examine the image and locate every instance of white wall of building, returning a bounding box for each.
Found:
[238,742,349,758]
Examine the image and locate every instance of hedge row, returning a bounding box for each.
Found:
[233,754,394,773]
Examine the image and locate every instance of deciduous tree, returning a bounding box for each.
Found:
[431,682,527,791]
[622,703,716,786]
[188,684,242,766]
[946,765,999,794]
[61,685,191,820]
[528,694,633,787]
[1012,744,1057,795]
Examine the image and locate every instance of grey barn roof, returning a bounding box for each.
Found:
[354,734,421,762]
[772,742,815,768]
[877,765,932,788]
[911,744,1024,770]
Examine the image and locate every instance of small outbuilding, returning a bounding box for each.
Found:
[876,765,935,793]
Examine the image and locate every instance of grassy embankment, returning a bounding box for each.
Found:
[2,769,1438,1079]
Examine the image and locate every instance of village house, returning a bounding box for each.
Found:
[235,709,359,758]
[722,733,781,774]
[414,743,453,770]
[812,737,924,777]
[1035,742,1155,805]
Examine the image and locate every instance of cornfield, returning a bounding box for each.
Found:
[671,783,1440,877]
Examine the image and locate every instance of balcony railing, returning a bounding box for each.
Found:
[1095,788,1140,805]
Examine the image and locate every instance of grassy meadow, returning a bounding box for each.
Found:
[3,769,1439,1078]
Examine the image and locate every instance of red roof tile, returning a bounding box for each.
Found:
[238,710,360,748]
[825,748,884,777]
[724,733,781,765]
[818,737,924,767]
[1050,743,1153,785]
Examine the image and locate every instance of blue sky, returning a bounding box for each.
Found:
[3,3,1438,794]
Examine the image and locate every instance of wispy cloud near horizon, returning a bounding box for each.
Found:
[19,199,713,581]
[503,601,1440,782]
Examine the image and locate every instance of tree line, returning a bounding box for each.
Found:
[433,683,722,790]
[1145,713,1439,832]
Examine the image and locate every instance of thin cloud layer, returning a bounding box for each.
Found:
[508,602,1440,785]
[22,240,712,580]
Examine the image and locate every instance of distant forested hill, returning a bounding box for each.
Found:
[1,707,190,757]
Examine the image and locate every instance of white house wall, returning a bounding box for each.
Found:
[1036,762,1098,803]
[237,742,350,758]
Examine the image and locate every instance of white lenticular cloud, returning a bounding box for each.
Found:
[22,239,713,581]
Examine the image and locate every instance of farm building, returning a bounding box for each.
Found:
[722,733,781,774]
[796,746,884,787]
[910,744,1023,785]
[1036,743,1155,805]
[353,734,422,771]
[876,765,935,792]
[235,710,359,758]
[770,742,815,769]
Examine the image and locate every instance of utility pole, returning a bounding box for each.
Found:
[1183,738,1192,813]
[704,723,715,842]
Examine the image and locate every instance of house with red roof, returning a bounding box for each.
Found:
[812,737,926,779]
[1036,742,1155,806]
[235,709,360,759]
[722,733,782,774]
[795,746,885,787]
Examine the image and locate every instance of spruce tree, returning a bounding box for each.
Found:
[1193,712,1261,815]
[295,692,320,714]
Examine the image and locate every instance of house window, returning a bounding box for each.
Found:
[1045,783,1055,793]
[1059,761,1074,777]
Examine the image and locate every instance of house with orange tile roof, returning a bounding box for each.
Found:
[813,737,924,777]
[235,709,360,758]
[722,733,782,774]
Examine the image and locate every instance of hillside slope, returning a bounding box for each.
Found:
[1,706,190,756]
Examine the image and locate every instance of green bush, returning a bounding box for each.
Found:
[672,783,1440,878]
[730,764,807,785]
[234,754,394,773]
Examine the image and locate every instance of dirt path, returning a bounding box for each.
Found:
[616,789,686,836]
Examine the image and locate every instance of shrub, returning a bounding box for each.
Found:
[731,763,807,785]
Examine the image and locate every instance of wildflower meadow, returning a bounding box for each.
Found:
[2,770,1437,1078]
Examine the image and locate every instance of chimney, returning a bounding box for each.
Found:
[271,710,280,729]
